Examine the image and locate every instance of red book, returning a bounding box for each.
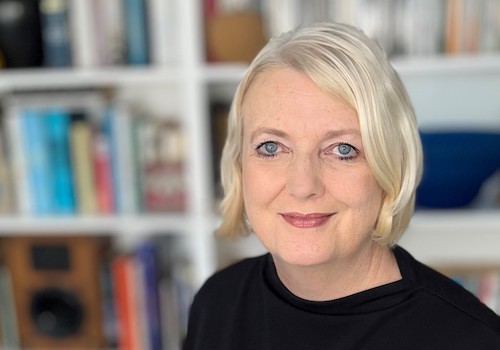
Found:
[93,132,114,214]
[111,256,144,350]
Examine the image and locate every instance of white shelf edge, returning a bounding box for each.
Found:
[400,209,500,266]
[392,53,500,76]
[0,214,196,235]
[0,66,183,90]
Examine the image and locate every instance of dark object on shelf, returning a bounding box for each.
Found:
[31,287,84,338]
[416,131,500,208]
[0,0,43,68]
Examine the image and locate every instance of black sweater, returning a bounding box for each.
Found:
[183,246,500,349]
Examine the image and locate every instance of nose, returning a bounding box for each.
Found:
[286,154,325,200]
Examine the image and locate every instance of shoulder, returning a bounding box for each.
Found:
[395,246,500,339]
[193,254,268,303]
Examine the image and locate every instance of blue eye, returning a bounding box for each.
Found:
[256,141,280,157]
[338,144,353,155]
[264,142,278,153]
[333,143,358,160]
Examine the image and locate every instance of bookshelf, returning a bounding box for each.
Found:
[0,0,499,348]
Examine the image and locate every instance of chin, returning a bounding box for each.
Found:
[273,246,335,268]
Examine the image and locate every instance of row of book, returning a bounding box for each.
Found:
[0,236,196,350]
[0,0,177,69]
[0,90,187,216]
[226,0,500,57]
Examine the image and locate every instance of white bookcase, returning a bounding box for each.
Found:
[0,0,499,290]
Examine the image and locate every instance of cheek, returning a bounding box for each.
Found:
[243,162,274,207]
[328,168,383,210]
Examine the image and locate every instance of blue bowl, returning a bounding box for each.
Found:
[416,131,500,208]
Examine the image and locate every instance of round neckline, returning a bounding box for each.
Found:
[263,247,416,315]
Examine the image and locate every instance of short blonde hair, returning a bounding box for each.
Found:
[217,22,423,246]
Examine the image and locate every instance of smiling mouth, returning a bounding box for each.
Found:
[280,213,334,228]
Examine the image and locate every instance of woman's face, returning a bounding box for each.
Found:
[241,67,384,268]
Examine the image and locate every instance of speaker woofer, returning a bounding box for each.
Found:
[30,288,84,338]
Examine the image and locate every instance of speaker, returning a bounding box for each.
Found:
[2,235,108,349]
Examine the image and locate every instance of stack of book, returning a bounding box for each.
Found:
[0,90,187,216]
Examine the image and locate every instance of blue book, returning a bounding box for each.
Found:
[22,108,53,215]
[101,107,119,213]
[136,241,163,350]
[39,0,72,67]
[123,0,150,65]
[45,107,76,214]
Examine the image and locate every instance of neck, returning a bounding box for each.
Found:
[273,243,401,301]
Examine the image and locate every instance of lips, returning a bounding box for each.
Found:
[280,212,334,228]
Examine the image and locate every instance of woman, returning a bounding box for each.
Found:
[183,22,500,349]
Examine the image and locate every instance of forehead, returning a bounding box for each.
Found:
[241,68,359,136]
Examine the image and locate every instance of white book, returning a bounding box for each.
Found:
[69,0,98,67]
[147,0,173,65]
[4,99,31,215]
[111,101,139,214]
[92,0,125,65]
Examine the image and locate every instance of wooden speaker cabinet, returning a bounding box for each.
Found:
[2,235,108,349]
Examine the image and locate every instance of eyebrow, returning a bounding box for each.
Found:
[250,127,288,141]
[322,129,361,141]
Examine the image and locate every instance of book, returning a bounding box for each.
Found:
[39,0,72,67]
[70,116,98,214]
[22,107,53,215]
[111,255,145,350]
[45,107,76,214]
[4,98,32,215]
[69,0,98,67]
[91,0,126,65]
[136,241,163,350]
[108,102,138,214]
[142,121,187,212]
[0,267,20,349]
[123,0,150,65]
[0,123,14,214]
[93,111,115,214]
[147,0,174,65]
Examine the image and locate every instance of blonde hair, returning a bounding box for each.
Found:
[217,22,423,246]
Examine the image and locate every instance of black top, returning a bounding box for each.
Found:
[183,246,500,349]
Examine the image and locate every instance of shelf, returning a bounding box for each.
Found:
[0,66,183,90]
[400,210,500,266]
[392,53,500,77]
[2,54,499,91]
[0,213,196,236]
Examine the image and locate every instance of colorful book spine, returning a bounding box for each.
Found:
[22,107,53,215]
[123,0,150,65]
[45,107,76,214]
[93,113,115,214]
[70,118,98,214]
[39,0,72,67]
[136,241,163,350]
[111,255,145,350]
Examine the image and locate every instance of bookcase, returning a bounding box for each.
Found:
[0,0,499,349]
